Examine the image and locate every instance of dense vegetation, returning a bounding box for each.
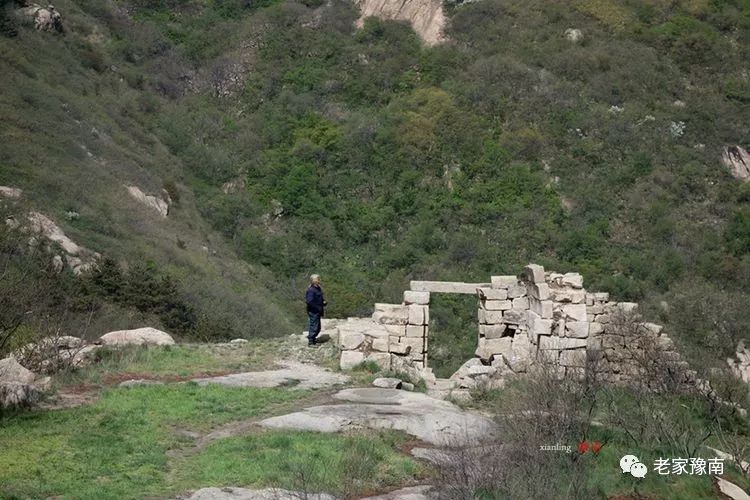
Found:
[1,0,749,367]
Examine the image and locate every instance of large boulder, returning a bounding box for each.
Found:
[99,327,175,346]
[0,357,45,408]
[0,357,36,384]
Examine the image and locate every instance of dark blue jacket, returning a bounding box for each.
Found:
[306,285,325,315]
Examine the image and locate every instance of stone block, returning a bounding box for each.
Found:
[401,337,425,353]
[593,292,609,302]
[340,351,365,370]
[384,324,406,336]
[587,336,603,350]
[502,309,526,325]
[403,290,430,305]
[586,304,604,315]
[565,321,589,338]
[483,300,512,310]
[538,336,562,350]
[479,309,505,324]
[559,337,587,349]
[528,283,551,300]
[476,337,513,359]
[408,305,427,325]
[406,325,425,338]
[551,288,586,303]
[372,338,389,352]
[529,297,554,318]
[596,314,610,324]
[479,324,507,339]
[560,349,587,367]
[390,342,411,355]
[477,287,508,300]
[562,303,587,322]
[410,281,490,294]
[522,264,546,283]
[528,310,553,336]
[619,302,638,313]
[372,304,408,325]
[507,282,527,298]
[562,273,584,288]
[340,331,366,350]
[642,322,663,335]
[585,294,594,306]
[491,275,518,289]
[512,297,529,310]
[589,322,604,336]
[365,352,391,371]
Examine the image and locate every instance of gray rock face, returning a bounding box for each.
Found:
[260,388,495,446]
[100,327,175,346]
[192,361,349,390]
[722,145,750,181]
[126,185,170,217]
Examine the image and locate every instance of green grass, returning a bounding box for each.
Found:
[170,430,423,497]
[0,383,309,498]
[0,381,422,499]
[53,340,341,389]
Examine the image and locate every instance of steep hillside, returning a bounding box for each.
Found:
[1,0,749,366]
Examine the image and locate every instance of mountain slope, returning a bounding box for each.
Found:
[1,0,749,364]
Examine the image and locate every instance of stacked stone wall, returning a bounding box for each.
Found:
[333,264,690,388]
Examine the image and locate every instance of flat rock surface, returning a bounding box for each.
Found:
[191,361,349,390]
[183,487,335,500]
[260,388,495,446]
[717,477,750,500]
[182,486,432,500]
[362,485,433,499]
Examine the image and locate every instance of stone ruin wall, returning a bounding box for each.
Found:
[329,264,691,387]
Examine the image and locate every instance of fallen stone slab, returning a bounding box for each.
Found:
[260,388,495,446]
[373,377,403,389]
[184,487,336,500]
[191,361,349,390]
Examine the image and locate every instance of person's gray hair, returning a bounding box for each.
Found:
[310,274,320,282]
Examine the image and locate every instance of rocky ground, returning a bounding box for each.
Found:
[2,328,749,499]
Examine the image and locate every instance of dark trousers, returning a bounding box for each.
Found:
[307,312,321,342]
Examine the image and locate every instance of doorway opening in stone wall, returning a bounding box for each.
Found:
[427,294,479,378]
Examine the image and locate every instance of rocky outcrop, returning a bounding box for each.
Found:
[126,186,170,218]
[186,487,336,500]
[26,212,98,274]
[354,0,446,45]
[565,28,583,43]
[261,387,495,446]
[0,357,50,408]
[19,3,64,33]
[99,327,176,346]
[0,186,22,198]
[13,336,100,373]
[722,146,750,181]
[728,341,750,383]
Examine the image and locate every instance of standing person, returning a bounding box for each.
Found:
[305,274,326,346]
